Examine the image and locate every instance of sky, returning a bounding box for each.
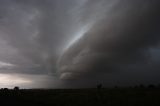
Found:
[0,0,160,88]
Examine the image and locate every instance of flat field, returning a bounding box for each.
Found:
[0,88,160,106]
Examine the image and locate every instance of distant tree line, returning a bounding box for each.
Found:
[96,84,160,89]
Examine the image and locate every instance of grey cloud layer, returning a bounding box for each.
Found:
[0,0,88,74]
[0,0,160,87]
[58,0,160,84]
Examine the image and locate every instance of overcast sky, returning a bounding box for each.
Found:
[0,0,160,88]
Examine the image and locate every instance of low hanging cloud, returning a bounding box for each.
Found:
[58,0,160,84]
[0,0,160,88]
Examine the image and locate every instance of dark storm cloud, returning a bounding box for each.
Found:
[58,0,160,86]
[0,0,84,74]
[0,0,160,88]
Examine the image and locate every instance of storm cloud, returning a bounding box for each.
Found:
[0,0,160,88]
[58,0,160,86]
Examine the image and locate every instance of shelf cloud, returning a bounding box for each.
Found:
[0,0,160,88]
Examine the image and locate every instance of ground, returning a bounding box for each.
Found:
[0,88,160,106]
